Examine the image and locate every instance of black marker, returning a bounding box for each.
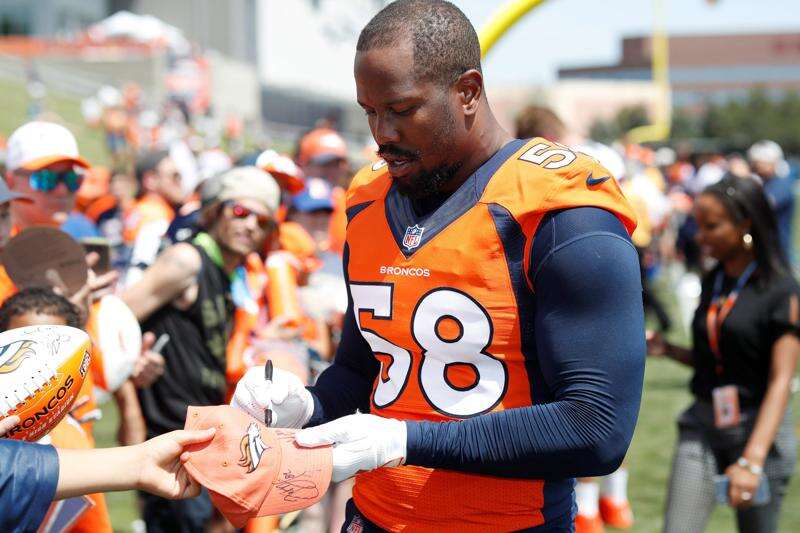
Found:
[264,360,273,427]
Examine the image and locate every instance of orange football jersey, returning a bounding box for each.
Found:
[122,193,175,245]
[343,138,636,532]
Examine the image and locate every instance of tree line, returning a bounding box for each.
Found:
[590,88,800,155]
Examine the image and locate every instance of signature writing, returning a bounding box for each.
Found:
[33,327,71,360]
[273,470,320,502]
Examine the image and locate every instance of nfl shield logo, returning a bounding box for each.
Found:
[347,515,365,533]
[402,224,424,250]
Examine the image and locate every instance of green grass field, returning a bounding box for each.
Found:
[0,78,110,167]
[628,359,800,532]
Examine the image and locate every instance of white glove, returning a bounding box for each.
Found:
[295,413,407,483]
[230,366,314,429]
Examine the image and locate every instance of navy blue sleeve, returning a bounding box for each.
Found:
[306,244,380,427]
[405,207,646,478]
[0,440,60,531]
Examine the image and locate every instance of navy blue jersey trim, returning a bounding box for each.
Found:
[346,201,374,224]
[306,241,380,426]
[474,138,527,192]
[488,203,549,405]
[385,139,527,258]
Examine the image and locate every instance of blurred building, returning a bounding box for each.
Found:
[0,0,265,130]
[558,32,800,108]
[486,80,660,140]
[125,0,388,136]
[129,0,258,65]
[257,0,387,135]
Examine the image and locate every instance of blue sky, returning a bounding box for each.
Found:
[454,0,799,85]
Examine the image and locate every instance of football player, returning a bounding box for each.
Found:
[232,1,645,531]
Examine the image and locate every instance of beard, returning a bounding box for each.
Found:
[378,107,462,201]
[393,162,462,201]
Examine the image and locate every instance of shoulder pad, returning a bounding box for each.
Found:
[346,160,392,208]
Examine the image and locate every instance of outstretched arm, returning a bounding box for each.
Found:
[56,428,216,500]
[122,242,201,322]
[0,428,215,531]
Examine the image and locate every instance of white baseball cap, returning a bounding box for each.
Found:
[747,140,784,164]
[201,166,281,215]
[6,121,90,172]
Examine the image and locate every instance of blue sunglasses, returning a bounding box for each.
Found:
[28,169,84,193]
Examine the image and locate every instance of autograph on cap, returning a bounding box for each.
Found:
[274,471,321,503]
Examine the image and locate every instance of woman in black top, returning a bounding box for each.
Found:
[651,176,799,533]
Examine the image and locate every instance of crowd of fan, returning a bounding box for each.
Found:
[0,113,357,532]
[0,99,796,532]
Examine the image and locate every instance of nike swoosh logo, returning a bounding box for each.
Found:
[586,173,611,187]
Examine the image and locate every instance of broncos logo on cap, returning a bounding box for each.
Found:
[0,340,36,374]
[239,422,269,473]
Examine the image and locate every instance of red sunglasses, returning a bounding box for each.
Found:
[224,202,274,227]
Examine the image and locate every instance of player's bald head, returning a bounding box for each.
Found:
[357,0,482,86]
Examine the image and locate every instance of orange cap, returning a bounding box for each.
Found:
[297,128,347,167]
[183,405,331,528]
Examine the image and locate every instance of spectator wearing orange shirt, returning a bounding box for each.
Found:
[123,150,185,286]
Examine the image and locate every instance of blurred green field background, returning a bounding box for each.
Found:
[3,78,800,533]
[0,78,110,167]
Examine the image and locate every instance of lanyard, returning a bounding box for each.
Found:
[192,232,224,269]
[706,262,757,375]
